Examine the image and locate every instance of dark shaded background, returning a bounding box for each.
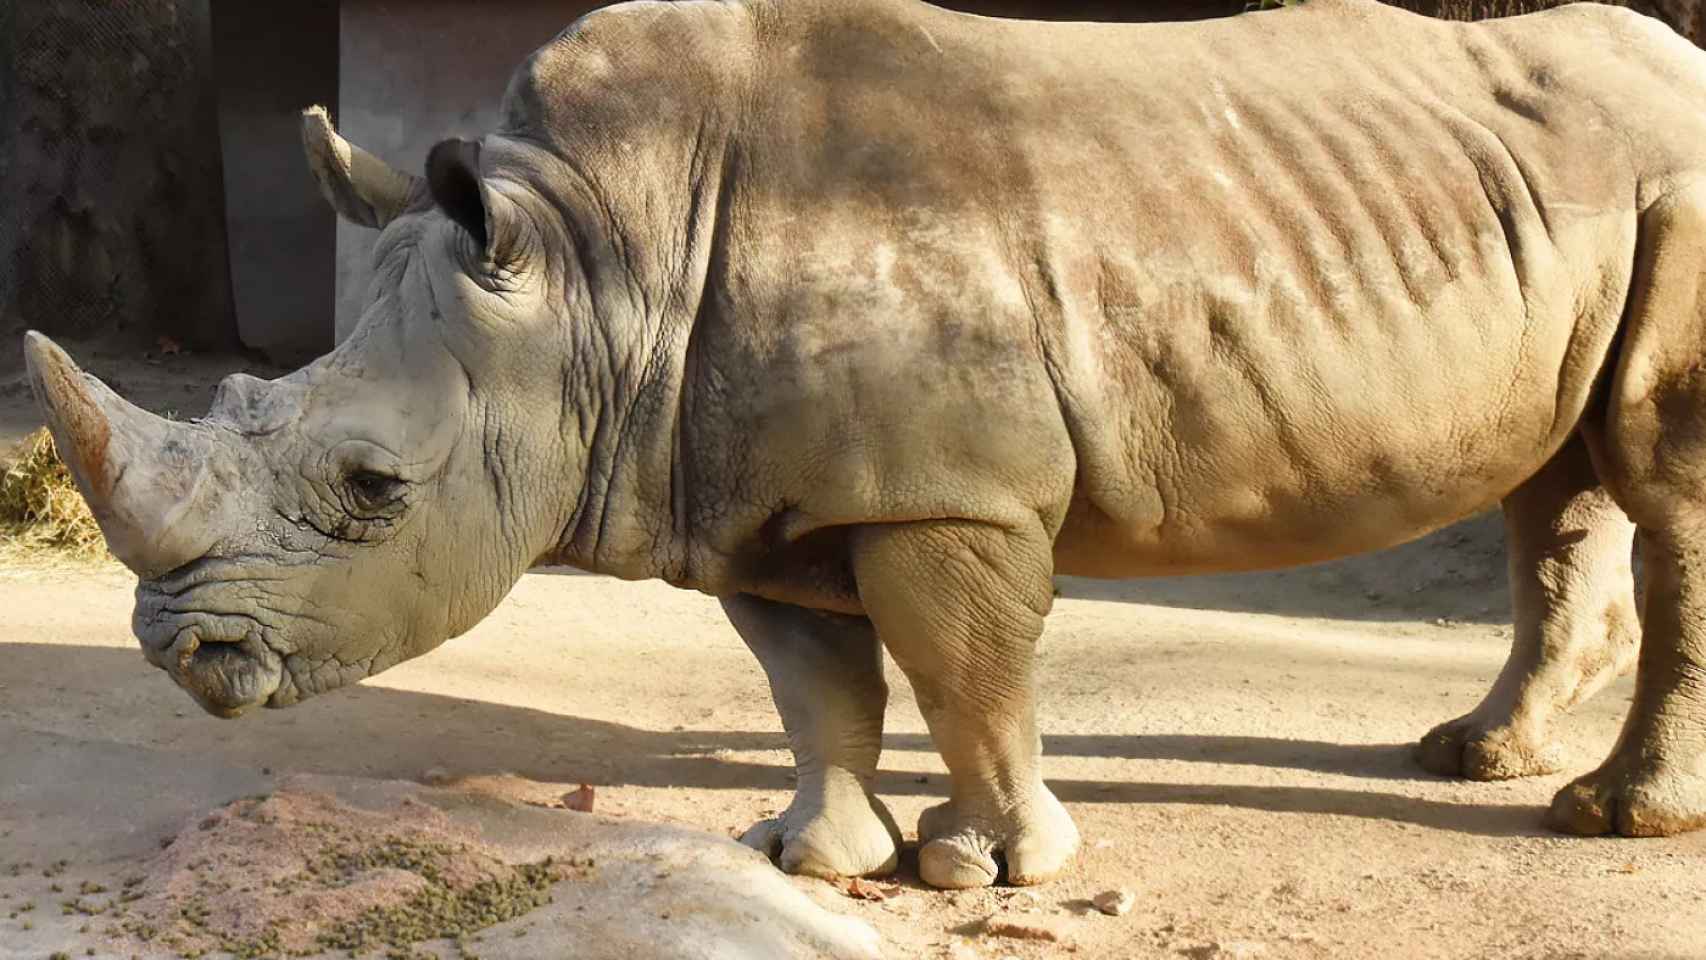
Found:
[2,1,235,353]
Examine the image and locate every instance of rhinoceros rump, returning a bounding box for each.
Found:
[25,0,1706,888]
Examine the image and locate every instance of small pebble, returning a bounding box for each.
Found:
[1093,888,1135,916]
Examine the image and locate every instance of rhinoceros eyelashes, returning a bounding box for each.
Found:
[344,469,408,519]
[427,137,490,254]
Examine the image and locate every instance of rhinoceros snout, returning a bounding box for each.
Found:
[143,627,284,718]
[133,590,286,717]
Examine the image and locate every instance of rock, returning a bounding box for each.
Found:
[71,770,884,960]
[1093,888,1135,916]
[561,783,595,812]
[386,774,882,960]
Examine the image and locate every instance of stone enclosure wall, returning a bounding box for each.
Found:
[0,0,236,357]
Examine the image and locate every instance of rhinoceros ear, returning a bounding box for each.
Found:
[426,137,532,269]
[426,138,490,251]
[301,105,424,229]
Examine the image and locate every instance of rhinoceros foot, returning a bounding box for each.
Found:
[740,781,902,880]
[1415,714,1568,781]
[915,781,1078,889]
[1549,758,1706,838]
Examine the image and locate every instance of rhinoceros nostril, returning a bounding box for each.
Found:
[159,628,278,718]
[136,625,185,669]
[167,629,203,674]
[160,628,249,674]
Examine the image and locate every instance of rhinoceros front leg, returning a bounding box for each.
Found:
[1417,435,1639,780]
[852,519,1077,889]
[722,594,903,879]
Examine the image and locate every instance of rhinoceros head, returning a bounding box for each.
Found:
[24,108,582,716]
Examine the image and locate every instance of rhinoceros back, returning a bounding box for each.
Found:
[490,0,1706,578]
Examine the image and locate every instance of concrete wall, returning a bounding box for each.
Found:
[1,0,237,354]
[212,0,340,364]
[335,0,595,341]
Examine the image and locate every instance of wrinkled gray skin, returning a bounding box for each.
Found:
[26,0,1706,889]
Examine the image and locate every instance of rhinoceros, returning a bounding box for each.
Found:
[22,0,1706,889]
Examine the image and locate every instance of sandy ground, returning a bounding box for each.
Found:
[3,520,1704,959]
[3,345,1704,958]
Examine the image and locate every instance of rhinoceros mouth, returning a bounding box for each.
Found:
[134,588,287,717]
[158,627,285,718]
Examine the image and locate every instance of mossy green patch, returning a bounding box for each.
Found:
[313,855,562,953]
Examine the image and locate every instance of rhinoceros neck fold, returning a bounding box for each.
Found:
[543,270,708,585]
[538,170,734,588]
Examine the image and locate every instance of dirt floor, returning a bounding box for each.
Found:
[2,519,1704,959]
[2,349,1705,959]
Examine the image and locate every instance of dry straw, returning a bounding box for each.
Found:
[0,427,112,563]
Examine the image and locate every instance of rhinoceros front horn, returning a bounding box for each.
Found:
[22,331,222,578]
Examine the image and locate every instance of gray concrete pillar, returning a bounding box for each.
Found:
[211,0,341,364]
[335,0,596,342]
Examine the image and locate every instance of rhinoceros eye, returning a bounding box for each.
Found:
[345,470,407,515]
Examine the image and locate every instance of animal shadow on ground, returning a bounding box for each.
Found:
[4,644,1548,840]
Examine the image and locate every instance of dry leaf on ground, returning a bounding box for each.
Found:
[841,877,901,901]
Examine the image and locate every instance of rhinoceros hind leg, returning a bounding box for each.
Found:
[1547,530,1706,836]
[853,519,1078,888]
[1549,187,1706,837]
[723,595,902,879]
[1417,434,1638,781]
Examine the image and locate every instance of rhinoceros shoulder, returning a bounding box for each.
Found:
[496,0,765,144]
